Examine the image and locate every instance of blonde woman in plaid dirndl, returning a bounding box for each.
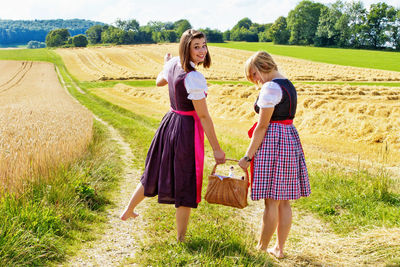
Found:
[238,51,311,259]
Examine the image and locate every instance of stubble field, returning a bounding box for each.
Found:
[58,44,400,172]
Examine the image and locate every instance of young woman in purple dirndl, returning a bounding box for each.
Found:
[120,29,225,242]
[238,51,311,258]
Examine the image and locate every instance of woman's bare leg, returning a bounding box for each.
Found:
[257,199,280,250]
[268,200,292,258]
[120,183,145,220]
[176,206,191,242]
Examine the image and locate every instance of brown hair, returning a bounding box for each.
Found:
[245,51,277,84]
[179,29,211,72]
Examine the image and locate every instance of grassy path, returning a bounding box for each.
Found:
[62,116,145,266]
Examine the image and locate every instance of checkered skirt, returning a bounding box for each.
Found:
[251,123,311,200]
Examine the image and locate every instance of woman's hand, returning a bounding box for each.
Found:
[213,149,226,164]
[238,157,250,170]
[164,53,172,63]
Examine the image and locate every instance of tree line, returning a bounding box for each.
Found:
[0,19,103,45]
[47,0,400,50]
[3,0,400,50]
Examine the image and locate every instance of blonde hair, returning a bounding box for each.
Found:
[245,51,277,84]
[179,29,211,72]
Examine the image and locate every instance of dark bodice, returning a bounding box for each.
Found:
[168,63,195,111]
[254,79,297,120]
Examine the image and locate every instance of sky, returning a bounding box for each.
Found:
[0,0,399,31]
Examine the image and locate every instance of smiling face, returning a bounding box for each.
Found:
[189,37,207,65]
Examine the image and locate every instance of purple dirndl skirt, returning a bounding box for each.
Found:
[251,123,311,200]
[140,111,200,208]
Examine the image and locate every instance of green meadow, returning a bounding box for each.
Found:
[210,42,400,72]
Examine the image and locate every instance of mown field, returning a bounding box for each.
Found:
[1,42,399,266]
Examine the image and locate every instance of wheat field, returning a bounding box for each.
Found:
[0,60,93,193]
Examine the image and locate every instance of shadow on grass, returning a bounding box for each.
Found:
[183,236,272,266]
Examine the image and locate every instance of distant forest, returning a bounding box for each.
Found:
[0,19,103,45]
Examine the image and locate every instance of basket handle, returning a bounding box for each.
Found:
[210,158,249,182]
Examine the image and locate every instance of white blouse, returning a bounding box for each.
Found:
[257,81,283,108]
[162,56,207,100]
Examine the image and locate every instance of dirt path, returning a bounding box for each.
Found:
[62,116,146,266]
[56,69,146,266]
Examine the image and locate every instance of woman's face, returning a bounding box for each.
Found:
[189,37,207,65]
[250,66,264,84]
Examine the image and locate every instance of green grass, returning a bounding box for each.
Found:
[0,48,59,63]
[129,199,270,266]
[295,81,400,87]
[0,44,27,48]
[293,166,400,234]
[0,120,124,266]
[80,79,156,89]
[209,42,400,72]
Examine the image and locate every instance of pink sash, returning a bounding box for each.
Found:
[171,109,204,203]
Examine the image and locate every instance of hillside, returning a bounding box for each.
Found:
[0,19,104,45]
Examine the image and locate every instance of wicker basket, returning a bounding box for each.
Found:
[204,159,249,209]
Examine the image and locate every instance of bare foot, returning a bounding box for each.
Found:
[267,246,285,259]
[120,210,139,220]
[256,243,267,251]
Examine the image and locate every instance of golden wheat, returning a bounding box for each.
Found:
[0,61,93,194]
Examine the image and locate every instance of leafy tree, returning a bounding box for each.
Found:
[199,28,223,43]
[232,17,253,30]
[45,28,70,47]
[72,34,88,47]
[231,27,258,42]
[86,25,104,44]
[115,19,139,32]
[222,30,230,41]
[101,26,124,44]
[315,1,344,46]
[174,19,192,37]
[157,30,177,43]
[389,9,400,50]
[345,1,367,48]
[268,16,290,44]
[287,0,325,45]
[363,2,397,48]
[334,12,352,47]
[27,40,46,48]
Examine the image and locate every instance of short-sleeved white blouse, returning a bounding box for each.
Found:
[162,56,208,100]
[256,81,283,108]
